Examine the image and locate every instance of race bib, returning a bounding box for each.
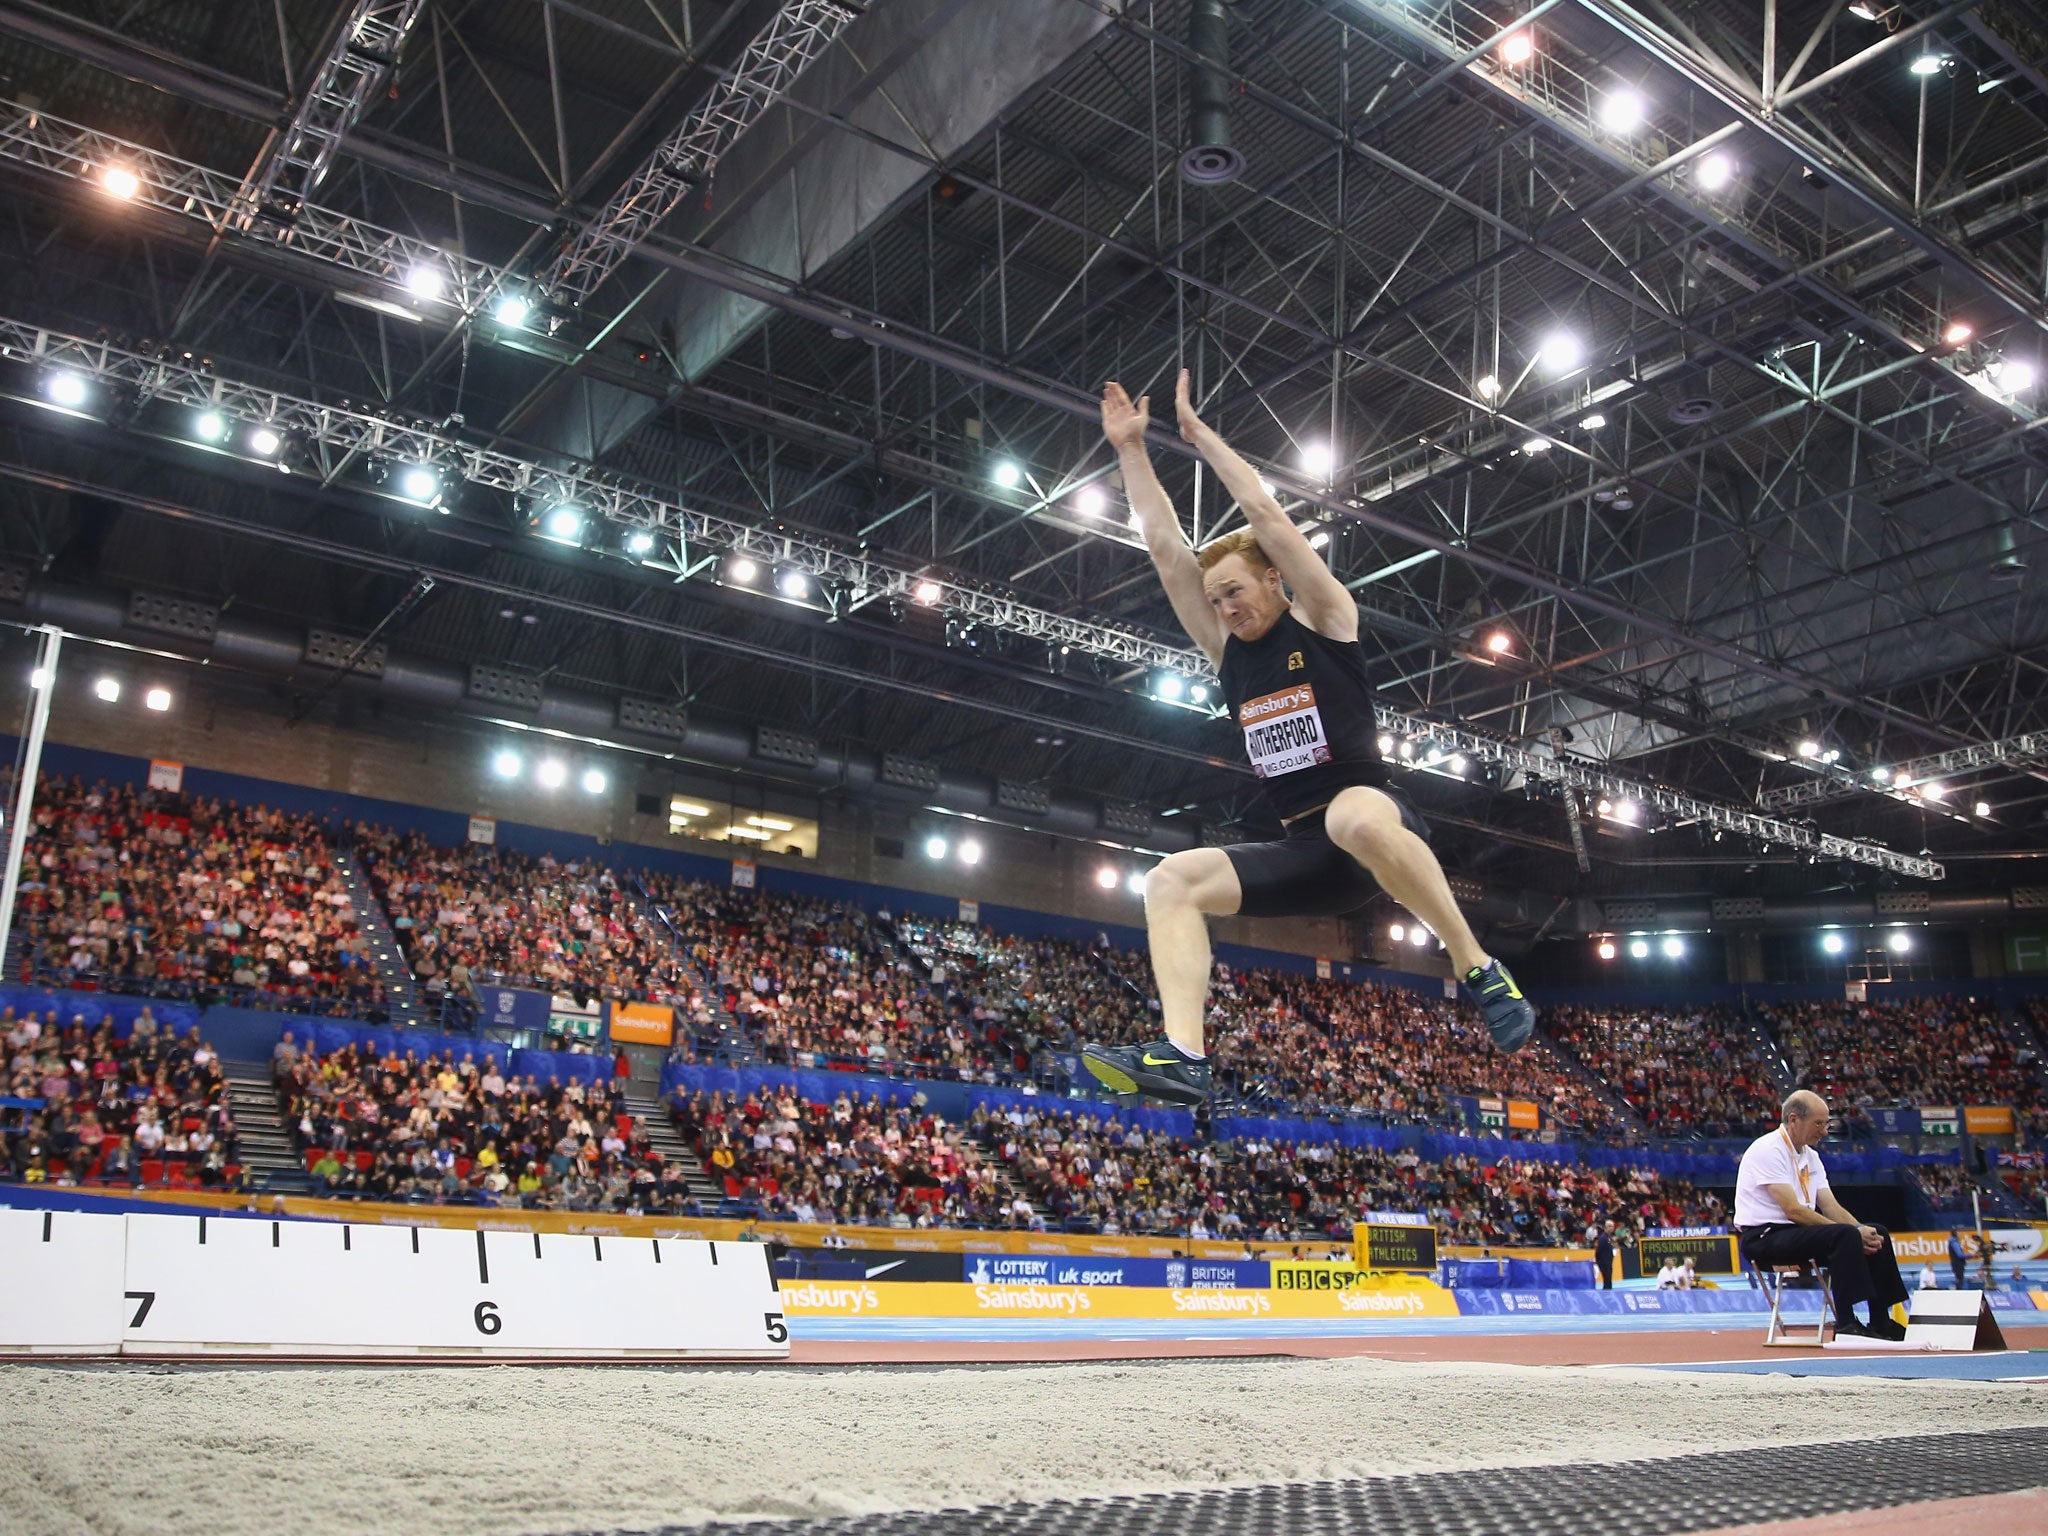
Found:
[1240,684,1332,777]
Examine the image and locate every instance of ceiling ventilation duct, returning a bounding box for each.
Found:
[1180,0,1244,185]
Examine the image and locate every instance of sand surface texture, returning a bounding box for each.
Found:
[3,1356,2044,1536]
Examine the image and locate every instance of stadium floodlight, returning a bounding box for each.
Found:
[1500,28,1535,65]
[1944,321,1973,346]
[494,292,532,327]
[1378,734,1395,754]
[1522,438,1552,454]
[1486,631,1512,654]
[28,668,50,689]
[1888,929,1912,952]
[1410,925,1430,947]
[1307,528,1331,549]
[536,760,567,789]
[1871,766,1892,783]
[1921,781,1947,800]
[1190,683,1209,704]
[1661,935,1685,958]
[777,569,810,599]
[581,769,607,795]
[144,687,171,711]
[1597,941,1616,960]
[492,750,521,779]
[1075,484,1107,517]
[1476,374,1500,400]
[1537,331,1583,372]
[1598,89,1646,133]
[1974,800,1992,818]
[406,263,447,302]
[93,676,120,702]
[99,164,141,200]
[625,530,654,556]
[1797,740,1820,758]
[194,410,228,442]
[1579,413,1607,430]
[1389,923,1406,942]
[1908,52,1946,76]
[924,836,948,860]
[914,579,943,604]
[1126,870,1147,895]
[1155,673,1186,702]
[1097,867,1120,889]
[544,506,582,542]
[249,425,282,457]
[1629,939,1650,959]
[1697,151,1735,190]
[44,371,89,408]
[729,556,758,584]
[1299,442,1335,478]
[1822,932,1846,955]
[398,465,439,504]
[1448,754,1468,776]
[959,839,983,866]
[991,460,1023,489]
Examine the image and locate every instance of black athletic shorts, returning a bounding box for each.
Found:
[1222,789,1431,919]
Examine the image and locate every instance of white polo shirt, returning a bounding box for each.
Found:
[1734,1125,1829,1228]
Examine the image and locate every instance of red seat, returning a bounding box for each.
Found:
[354,1151,374,1172]
[455,1158,472,1178]
[305,1149,324,1172]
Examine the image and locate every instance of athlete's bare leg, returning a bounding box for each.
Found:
[1324,785,1489,975]
[1141,848,1243,1055]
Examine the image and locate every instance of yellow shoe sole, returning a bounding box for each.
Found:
[1083,1053,1138,1094]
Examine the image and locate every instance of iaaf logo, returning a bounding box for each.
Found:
[782,1282,883,1314]
[1239,684,1315,723]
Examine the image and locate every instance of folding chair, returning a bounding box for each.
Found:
[1748,1256,1834,1346]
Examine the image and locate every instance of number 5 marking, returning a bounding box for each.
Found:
[764,1311,787,1344]
[125,1291,156,1328]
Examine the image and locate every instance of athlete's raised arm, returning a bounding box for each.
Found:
[1173,370,1358,644]
[1102,379,1225,667]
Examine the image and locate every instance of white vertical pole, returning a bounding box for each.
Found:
[0,625,61,968]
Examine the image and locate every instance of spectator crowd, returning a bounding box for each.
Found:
[10,774,383,1017]
[2,1002,240,1187]
[1541,1004,1780,1136]
[270,1032,691,1211]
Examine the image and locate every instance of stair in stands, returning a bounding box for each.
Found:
[619,1083,723,1208]
[329,846,430,1028]
[220,1061,304,1184]
[1734,1007,1797,1092]
[1529,1031,1645,1135]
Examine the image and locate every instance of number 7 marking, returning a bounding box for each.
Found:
[125,1291,156,1328]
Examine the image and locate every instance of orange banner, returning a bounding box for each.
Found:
[1964,1105,2016,1136]
[608,1001,674,1046]
[1506,1099,1540,1131]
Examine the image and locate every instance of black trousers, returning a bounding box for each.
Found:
[1739,1222,1909,1313]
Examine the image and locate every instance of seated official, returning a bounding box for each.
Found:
[1735,1090,1910,1340]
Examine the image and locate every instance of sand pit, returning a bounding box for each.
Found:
[2,1355,2045,1536]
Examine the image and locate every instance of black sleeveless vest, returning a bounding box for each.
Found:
[1217,608,1387,820]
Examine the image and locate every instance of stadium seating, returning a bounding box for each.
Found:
[10,774,383,1017]
[1541,1004,1781,1136]
[1,1000,241,1188]
[271,1036,691,1211]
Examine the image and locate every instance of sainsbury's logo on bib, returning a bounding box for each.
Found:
[1240,684,1331,777]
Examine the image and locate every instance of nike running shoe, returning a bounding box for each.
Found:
[1082,1038,1211,1106]
[1462,958,1535,1052]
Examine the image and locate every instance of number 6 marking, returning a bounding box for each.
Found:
[474,1300,502,1335]
[125,1291,156,1328]
[764,1311,787,1343]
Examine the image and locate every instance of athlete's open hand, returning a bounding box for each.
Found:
[1101,380,1149,450]
[1174,368,1209,442]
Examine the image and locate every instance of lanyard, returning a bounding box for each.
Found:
[1780,1127,1812,1204]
